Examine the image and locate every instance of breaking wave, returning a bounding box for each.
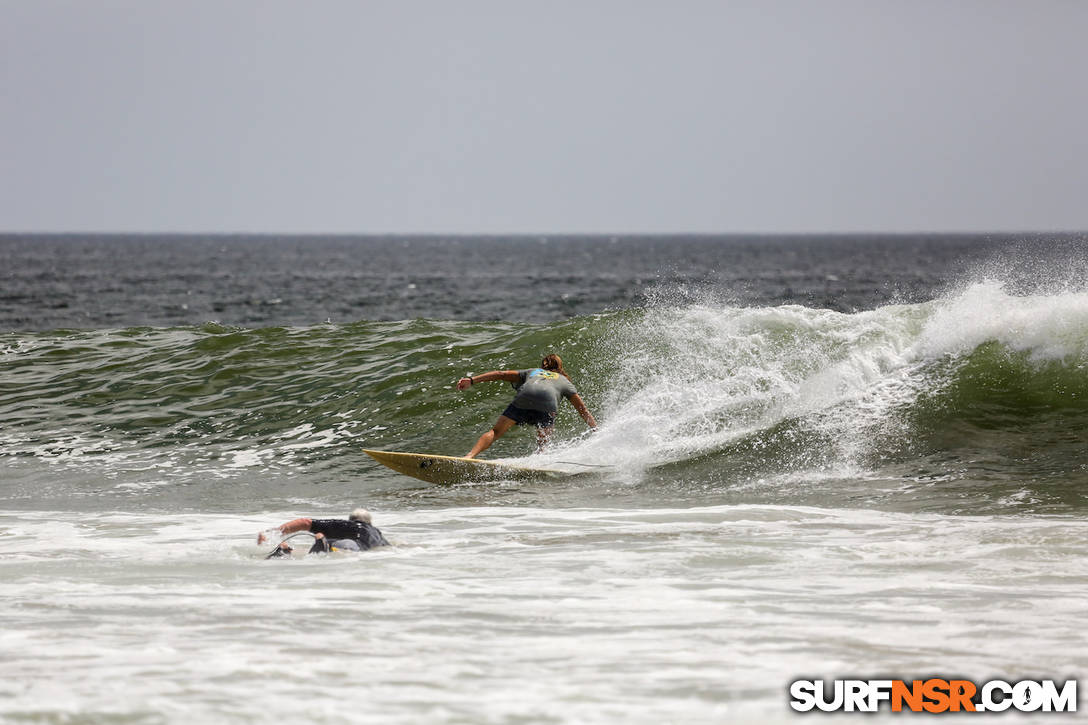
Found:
[3,280,1087,512]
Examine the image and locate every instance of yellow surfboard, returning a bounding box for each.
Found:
[363,448,570,485]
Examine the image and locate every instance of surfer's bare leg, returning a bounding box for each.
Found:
[467,416,516,459]
[535,426,553,453]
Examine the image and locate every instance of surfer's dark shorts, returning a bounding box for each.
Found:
[501,404,556,428]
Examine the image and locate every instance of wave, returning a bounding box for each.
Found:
[3,281,1087,491]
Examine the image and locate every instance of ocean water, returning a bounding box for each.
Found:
[1,234,1087,723]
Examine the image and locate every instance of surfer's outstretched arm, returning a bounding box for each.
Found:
[456,370,520,390]
[569,394,598,429]
[257,517,312,544]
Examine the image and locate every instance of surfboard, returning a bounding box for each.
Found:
[363,448,570,485]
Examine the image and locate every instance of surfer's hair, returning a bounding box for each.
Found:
[349,508,372,524]
[541,353,569,379]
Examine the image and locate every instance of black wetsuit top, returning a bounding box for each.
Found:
[309,519,390,550]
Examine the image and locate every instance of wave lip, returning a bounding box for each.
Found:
[551,281,1088,503]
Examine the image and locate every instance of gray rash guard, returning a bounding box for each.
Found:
[511,368,577,413]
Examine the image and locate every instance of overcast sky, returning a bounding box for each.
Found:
[2,1,1086,234]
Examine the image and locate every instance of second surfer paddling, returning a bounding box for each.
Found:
[456,353,597,458]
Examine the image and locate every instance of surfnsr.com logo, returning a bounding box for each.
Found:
[789,679,1077,713]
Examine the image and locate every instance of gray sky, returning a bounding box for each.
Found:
[2,0,1086,234]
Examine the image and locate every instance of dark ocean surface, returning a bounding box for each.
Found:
[2,233,1062,330]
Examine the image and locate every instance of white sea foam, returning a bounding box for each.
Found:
[534,281,1088,479]
[0,506,1083,723]
[915,279,1088,362]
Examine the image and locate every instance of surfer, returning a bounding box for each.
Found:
[456,353,597,458]
[257,508,390,555]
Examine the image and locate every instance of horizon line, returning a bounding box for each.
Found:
[3,229,1086,238]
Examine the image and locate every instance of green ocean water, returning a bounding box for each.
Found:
[4,280,1086,516]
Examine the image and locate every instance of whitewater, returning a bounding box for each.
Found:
[1,235,1086,722]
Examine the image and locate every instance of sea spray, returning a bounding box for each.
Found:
[541,280,1088,511]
